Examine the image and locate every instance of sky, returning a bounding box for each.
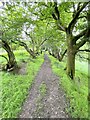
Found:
[0,0,87,4]
[0,1,3,7]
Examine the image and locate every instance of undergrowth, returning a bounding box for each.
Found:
[1,53,44,118]
[49,55,88,118]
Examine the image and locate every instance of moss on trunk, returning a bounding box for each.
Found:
[2,40,17,71]
[66,33,76,79]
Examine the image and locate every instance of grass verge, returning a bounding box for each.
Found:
[49,55,88,118]
[1,53,44,118]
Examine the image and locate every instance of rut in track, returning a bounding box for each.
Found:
[19,54,69,118]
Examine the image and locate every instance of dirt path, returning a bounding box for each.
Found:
[19,54,69,118]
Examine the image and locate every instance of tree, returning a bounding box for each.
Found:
[0,39,17,71]
[0,5,19,70]
[0,2,37,60]
[38,2,89,79]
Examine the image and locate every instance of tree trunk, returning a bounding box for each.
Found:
[11,40,36,58]
[20,42,36,58]
[66,47,76,79]
[66,33,76,79]
[26,47,36,58]
[2,40,17,71]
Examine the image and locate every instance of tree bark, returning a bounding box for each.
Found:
[2,40,17,71]
[66,33,76,79]
[67,48,75,79]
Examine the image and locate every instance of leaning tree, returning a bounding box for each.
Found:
[0,7,19,70]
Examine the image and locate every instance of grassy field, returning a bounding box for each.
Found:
[49,55,88,118]
[1,51,44,118]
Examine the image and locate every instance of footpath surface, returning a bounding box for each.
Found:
[19,54,69,118]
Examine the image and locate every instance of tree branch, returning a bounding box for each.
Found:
[59,49,67,61]
[39,36,51,47]
[62,49,67,56]
[73,29,87,42]
[68,2,89,33]
[11,40,36,58]
[56,21,66,31]
[77,53,90,61]
[76,37,87,50]
[52,2,66,32]
[72,2,76,18]
[54,2,60,20]
[24,31,33,40]
[77,2,81,11]
[78,15,87,19]
[0,55,8,62]
[78,49,90,52]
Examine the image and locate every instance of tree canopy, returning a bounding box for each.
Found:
[0,1,90,79]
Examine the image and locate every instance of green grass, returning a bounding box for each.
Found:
[75,60,88,77]
[0,50,29,64]
[49,55,88,118]
[35,82,47,114]
[39,82,47,96]
[1,51,89,118]
[1,53,44,118]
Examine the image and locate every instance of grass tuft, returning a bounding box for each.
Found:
[39,82,47,96]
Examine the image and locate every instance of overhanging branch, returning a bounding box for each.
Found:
[78,15,87,19]
[39,36,52,47]
[76,37,87,50]
[11,40,36,58]
[78,49,90,52]
[73,29,87,42]
[52,2,66,32]
[68,2,89,32]
[77,53,90,61]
